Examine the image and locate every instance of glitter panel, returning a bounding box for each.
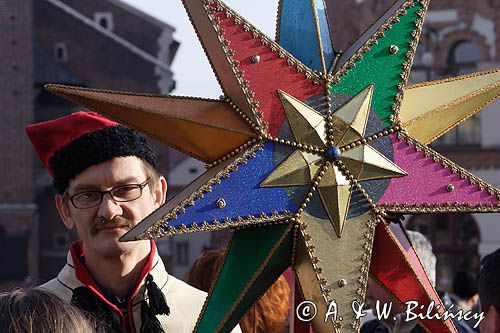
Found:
[165,142,303,229]
[378,134,499,206]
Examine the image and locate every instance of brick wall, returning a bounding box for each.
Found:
[0,1,38,287]
[34,0,165,93]
[60,0,174,57]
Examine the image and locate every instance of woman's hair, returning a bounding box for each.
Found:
[184,248,227,292]
[0,288,96,333]
[185,248,290,333]
[238,275,290,333]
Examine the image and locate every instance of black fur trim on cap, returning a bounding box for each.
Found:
[50,125,158,194]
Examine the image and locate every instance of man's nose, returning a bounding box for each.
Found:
[97,193,123,220]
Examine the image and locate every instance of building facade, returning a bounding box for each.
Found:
[338,0,500,291]
[0,0,179,286]
[403,0,500,291]
[0,2,37,289]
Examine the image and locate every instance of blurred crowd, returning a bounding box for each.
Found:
[1,231,499,333]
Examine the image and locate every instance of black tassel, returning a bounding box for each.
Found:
[71,286,125,333]
[140,300,165,333]
[145,274,170,316]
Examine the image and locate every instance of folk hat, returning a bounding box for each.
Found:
[26,111,158,193]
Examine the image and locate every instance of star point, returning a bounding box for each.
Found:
[278,90,327,147]
[331,84,374,145]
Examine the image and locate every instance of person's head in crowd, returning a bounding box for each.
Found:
[453,270,479,311]
[238,276,289,333]
[406,230,437,286]
[454,270,478,299]
[478,248,500,333]
[0,288,96,333]
[185,248,290,333]
[26,111,166,261]
[184,247,227,292]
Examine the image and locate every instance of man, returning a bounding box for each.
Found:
[27,111,237,332]
[478,248,500,333]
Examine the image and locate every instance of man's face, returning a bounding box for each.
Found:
[55,156,166,257]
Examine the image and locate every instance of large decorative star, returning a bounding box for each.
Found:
[46,0,500,332]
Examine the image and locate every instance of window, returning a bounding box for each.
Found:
[0,229,29,281]
[446,40,482,76]
[406,214,480,291]
[94,12,114,31]
[54,43,68,62]
[176,242,189,265]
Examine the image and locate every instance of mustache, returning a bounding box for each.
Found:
[90,217,135,236]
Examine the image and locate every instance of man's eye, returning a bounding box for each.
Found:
[113,186,137,197]
[75,192,99,201]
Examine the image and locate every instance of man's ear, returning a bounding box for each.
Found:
[152,176,167,208]
[55,195,75,230]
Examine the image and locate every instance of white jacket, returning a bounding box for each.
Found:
[39,240,234,333]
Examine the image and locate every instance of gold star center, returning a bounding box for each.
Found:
[261,86,406,237]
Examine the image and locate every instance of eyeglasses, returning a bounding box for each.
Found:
[67,179,151,209]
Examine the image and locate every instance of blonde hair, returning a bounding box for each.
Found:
[0,288,96,333]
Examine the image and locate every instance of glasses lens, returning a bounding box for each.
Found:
[111,185,142,202]
[72,192,102,208]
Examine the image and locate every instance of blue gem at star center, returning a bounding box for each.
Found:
[325,146,342,162]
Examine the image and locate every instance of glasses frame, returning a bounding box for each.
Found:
[66,178,151,209]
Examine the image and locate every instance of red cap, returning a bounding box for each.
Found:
[26,111,118,176]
